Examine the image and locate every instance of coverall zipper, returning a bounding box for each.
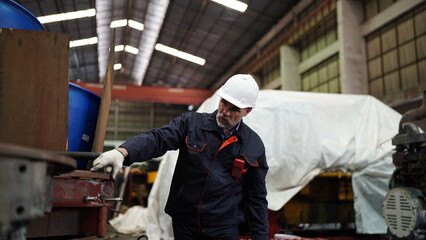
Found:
[197,135,238,227]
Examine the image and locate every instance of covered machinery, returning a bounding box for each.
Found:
[383,91,426,240]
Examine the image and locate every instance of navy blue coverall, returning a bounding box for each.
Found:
[120,110,269,240]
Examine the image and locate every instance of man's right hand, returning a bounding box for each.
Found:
[90,149,125,179]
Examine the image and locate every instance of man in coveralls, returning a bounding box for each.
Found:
[91,74,269,240]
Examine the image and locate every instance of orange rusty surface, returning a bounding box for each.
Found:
[72,81,214,105]
[53,170,114,208]
[55,170,111,180]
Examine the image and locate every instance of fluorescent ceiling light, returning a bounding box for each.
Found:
[125,45,139,54]
[210,0,247,12]
[155,43,206,65]
[114,45,139,55]
[115,45,125,51]
[70,37,98,48]
[128,20,144,31]
[114,63,122,70]
[110,19,144,31]
[110,19,128,28]
[38,8,96,24]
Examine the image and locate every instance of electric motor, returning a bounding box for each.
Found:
[383,187,426,239]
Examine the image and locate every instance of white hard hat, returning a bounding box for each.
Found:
[217,74,259,108]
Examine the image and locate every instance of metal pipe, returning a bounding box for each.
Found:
[55,151,102,160]
[98,207,108,236]
[399,90,426,133]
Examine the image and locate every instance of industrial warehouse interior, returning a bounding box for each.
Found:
[0,0,426,239]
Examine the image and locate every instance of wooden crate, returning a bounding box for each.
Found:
[0,28,69,151]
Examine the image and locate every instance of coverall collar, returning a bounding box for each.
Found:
[203,110,248,141]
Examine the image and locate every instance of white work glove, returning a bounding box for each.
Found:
[90,149,125,179]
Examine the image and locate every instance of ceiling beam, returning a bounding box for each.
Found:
[72,82,214,105]
[132,0,170,85]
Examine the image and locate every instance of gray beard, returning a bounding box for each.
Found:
[216,113,237,129]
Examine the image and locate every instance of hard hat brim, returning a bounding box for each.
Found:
[217,88,255,109]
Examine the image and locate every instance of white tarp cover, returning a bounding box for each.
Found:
[146,90,401,239]
[109,205,148,235]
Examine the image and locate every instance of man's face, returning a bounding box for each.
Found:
[216,98,252,129]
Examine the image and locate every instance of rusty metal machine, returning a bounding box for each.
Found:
[383,91,426,240]
[0,144,120,240]
[26,170,117,238]
[25,152,119,239]
[0,143,75,240]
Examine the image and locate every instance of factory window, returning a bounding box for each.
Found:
[301,55,340,93]
[363,0,399,21]
[261,54,281,87]
[366,3,426,100]
[299,14,337,62]
[106,100,188,140]
[254,0,338,89]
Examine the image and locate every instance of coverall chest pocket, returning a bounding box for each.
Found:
[240,154,259,167]
[185,136,207,152]
[231,154,259,179]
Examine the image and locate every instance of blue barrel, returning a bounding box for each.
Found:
[0,0,45,31]
[68,83,101,160]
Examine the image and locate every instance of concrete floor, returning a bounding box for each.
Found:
[109,233,146,240]
[37,225,148,240]
[65,233,145,240]
[108,224,148,240]
[106,225,147,240]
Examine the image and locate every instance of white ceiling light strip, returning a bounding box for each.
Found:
[110,19,128,28]
[110,19,144,31]
[38,8,96,24]
[115,45,139,55]
[155,43,205,65]
[114,63,122,70]
[115,45,125,52]
[124,45,139,54]
[70,37,98,48]
[128,20,145,31]
[210,0,247,12]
